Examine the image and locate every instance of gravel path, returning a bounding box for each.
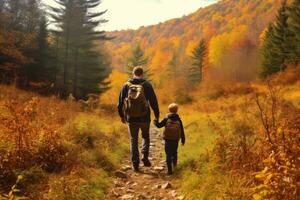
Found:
[106,128,185,200]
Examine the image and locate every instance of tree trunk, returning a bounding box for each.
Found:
[73,49,79,98]
[63,27,70,99]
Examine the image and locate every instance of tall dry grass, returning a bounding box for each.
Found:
[0,85,128,199]
[172,67,300,199]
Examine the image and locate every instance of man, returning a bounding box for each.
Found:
[118,66,160,172]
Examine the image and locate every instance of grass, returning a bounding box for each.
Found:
[169,77,300,199]
[173,111,244,200]
[1,71,299,199]
[284,82,300,107]
[170,109,219,199]
[0,85,129,199]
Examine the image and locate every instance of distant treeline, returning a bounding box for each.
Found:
[0,0,111,99]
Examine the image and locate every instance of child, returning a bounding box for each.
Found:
[154,103,185,175]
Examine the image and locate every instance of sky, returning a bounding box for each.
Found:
[42,0,218,31]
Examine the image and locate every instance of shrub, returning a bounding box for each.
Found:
[0,86,128,199]
[253,91,300,200]
[271,65,300,85]
[203,82,254,100]
[210,81,299,199]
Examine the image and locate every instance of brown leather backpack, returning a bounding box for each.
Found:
[163,119,181,140]
[123,82,149,117]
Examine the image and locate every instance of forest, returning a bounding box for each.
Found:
[0,0,299,199]
[0,0,111,99]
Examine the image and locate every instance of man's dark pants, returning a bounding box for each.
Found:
[128,122,150,167]
[165,140,178,171]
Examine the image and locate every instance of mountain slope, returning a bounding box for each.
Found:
[106,0,283,81]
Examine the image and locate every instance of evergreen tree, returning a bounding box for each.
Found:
[49,0,76,97]
[24,14,49,83]
[49,0,111,99]
[261,1,289,77]
[261,25,278,77]
[36,16,49,81]
[49,31,61,85]
[272,0,289,69]
[189,39,207,85]
[125,44,152,80]
[71,0,111,98]
[287,0,300,63]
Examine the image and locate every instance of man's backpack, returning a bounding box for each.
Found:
[163,119,181,140]
[123,81,149,117]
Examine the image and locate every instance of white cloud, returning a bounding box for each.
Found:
[42,0,218,31]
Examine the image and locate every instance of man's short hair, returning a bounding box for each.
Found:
[133,66,144,76]
[168,103,178,114]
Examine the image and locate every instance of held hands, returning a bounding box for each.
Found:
[121,117,126,124]
[153,118,159,127]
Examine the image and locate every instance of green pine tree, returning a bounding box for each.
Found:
[189,39,207,85]
[287,0,300,63]
[261,0,289,77]
[34,15,49,82]
[49,0,111,99]
[125,44,152,80]
[261,24,278,77]
[49,0,76,97]
[71,0,111,98]
[272,0,289,68]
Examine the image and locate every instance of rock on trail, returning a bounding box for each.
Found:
[106,128,184,200]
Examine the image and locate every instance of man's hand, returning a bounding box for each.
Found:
[121,117,126,124]
[153,118,159,127]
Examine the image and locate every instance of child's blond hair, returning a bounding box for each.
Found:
[168,103,178,114]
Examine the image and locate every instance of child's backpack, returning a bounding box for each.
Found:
[163,119,181,140]
[123,82,149,117]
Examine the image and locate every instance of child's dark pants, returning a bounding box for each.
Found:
[165,139,178,173]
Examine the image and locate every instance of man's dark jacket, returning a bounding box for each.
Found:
[118,77,160,123]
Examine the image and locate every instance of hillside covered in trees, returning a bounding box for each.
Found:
[107,0,283,83]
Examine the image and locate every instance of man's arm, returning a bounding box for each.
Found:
[117,84,128,119]
[154,118,167,128]
[145,82,160,119]
[179,119,185,145]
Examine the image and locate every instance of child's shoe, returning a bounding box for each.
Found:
[133,164,139,172]
[142,157,151,167]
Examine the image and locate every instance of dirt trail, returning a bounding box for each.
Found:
[106,128,185,200]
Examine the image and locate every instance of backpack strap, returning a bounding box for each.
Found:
[126,81,132,87]
[126,80,146,87]
[166,117,180,124]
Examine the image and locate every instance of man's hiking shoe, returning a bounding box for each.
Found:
[141,158,151,167]
[167,166,173,175]
[133,165,139,172]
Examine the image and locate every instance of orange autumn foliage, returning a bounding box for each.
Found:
[105,0,283,89]
[100,70,129,105]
